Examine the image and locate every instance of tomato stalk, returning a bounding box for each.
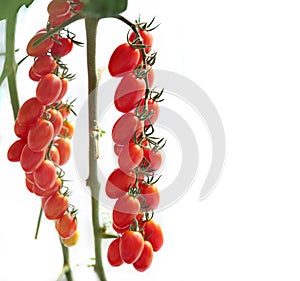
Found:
[85,17,107,281]
[57,239,73,281]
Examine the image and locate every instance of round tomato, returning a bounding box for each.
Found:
[105,169,135,199]
[119,230,144,264]
[47,0,71,17]
[112,112,143,145]
[107,238,123,267]
[129,29,153,53]
[138,183,160,211]
[108,43,140,77]
[61,230,79,247]
[59,120,74,139]
[112,194,140,229]
[17,97,45,126]
[36,74,62,106]
[20,144,45,172]
[26,32,54,57]
[118,142,143,173]
[114,74,146,113]
[143,220,163,252]
[51,37,73,57]
[28,119,54,152]
[43,192,68,220]
[133,240,153,272]
[33,160,57,190]
[54,138,71,165]
[56,213,77,239]
[45,108,63,137]
[32,54,57,77]
[7,139,27,162]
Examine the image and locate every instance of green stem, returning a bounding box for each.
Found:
[57,240,73,281]
[34,206,43,240]
[85,17,107,281]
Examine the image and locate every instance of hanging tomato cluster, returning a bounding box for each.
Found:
[7,0,82,247]
[106,19,164,272]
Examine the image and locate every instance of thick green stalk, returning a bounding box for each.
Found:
[57,240,73,281]
[85,17,107,281]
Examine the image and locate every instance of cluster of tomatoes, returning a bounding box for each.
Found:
[106,23,164,272]
[7,0,82,247]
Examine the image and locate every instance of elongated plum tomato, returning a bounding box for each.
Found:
[142,148,162,171]
[26,32,54,57]
[137,98,160,127]
[129,29,153,53]
[14,120,30,139]
[33,160,57,190]
[62,230,79,247]
[45,108,63,137]
[133,241,153,272]
[7,139,27,162]
[118,142,144,173]
[108,43,140,77]
[143,220,163,252]
[138,183,160,210]
[112,112,143,145]
[29,66,41,81]
[20,145,45,172]
[107,238,123,267]
[54,138,71,165]
[56,213,77,239]
[49,145,60,165]
[119,230,144,264]
[47,0,71,17]
[32,54,57,77]
[28,119,54,152]
[33,177,61,197]
[105,169,135,199]
[17,97,45,126]
[36,74,62,106]
[112,194,140,229]
[114,74,146,113]
[55,78,68,102]
[43,192,68,220]
[51,37,73,57]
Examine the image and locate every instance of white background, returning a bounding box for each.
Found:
[0,0,300,280]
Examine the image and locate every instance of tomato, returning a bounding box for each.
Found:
[112,194,140,229]
[54,138,71,165]
[20,145,45,172]
[119,230,144,264]
[108,43,140,77]
[26,32,54,57]
[17,97,45,126]
[112,223,128,234]
[32,55,57,77]
[25,172,35,183]
[105,169,135,199]
[43,192,68,220]
[29,66,41,82]
[112,112,143,145]
[137,98,159,127]
[138,183,160,210]
[55,78,68,102]
[107,238,123,267]
[56,213,77,239]
[133,240,153,272]
[49,145,60,164]
[72,0,83,12]
[33,177,61,197]
[59,120,74,139]
[14,120,30,139]
[25,178,34,193]
[147,67,154,88]
[36,74,62,106]
[142,148,162,171]
[143,220,163,252]
[62,230,79,247]
[129,29,153,53]
[51,37,73,57]
[49,11,73,27]
[118,142,144,173]
[7,139,27,162]
[27,119,54,152]
[114,143,123,156]
[45,108,63,137]
[114,74,146,113]
[47,0,71,17]
[33,160,57,189]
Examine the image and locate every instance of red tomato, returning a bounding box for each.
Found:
[25,178,34,193]
[112,112,143,145]
[107,238,124,267]
[138,183,160,210]
[29,66,41,82]
[112,194,140,229]
[59,120,74,139]
[108,43,140,77]
[133,240,153,272]
[33,160,57,190]
[27,119,54,152]
[17,97,45,126]
[147,67,154,88]
[114,143,123,156]
[7,139,27,162]
[56,213,77,239]
[26,32,54,57]
[45,108,63,137]
[47,0,71,17]
[54,138,71,165]
[114,74,146,113]
[43,192,68,220]
[49,11,72,27]
[55,78,68,102]
[33,177,61,197]
[32,55,57,77]
[118,142,144,173]
[142,148,162,171]
[73,0,83,12]
[143,220,163,252]
[129,29,153,53]
[51,37,73,57]
[25,172,34,183]
[112,223,128,234]
[36,74,62,106]
[105,169,135,199]
[119,230,144,264]
[139,98,160,127]
[20,145,45,172]
[14,120,30,139]
[49,145,60,164]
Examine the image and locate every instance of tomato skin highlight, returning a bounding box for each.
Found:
[143,220,164,252]
[133,241,153,272]
[32,54,57,77]
[17,97,45,126]
[7,139,27,162]
[119,230,144,264]
[26,32,54,57]
[36,74,62,106]
[107,238,124,267]
[43,192,68,220]
[118,143,144,173]
[114,74,146,113]
[20,144,45,172]
[108,43,140,77]
[56,213,77,239]
[28,119,54,152]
